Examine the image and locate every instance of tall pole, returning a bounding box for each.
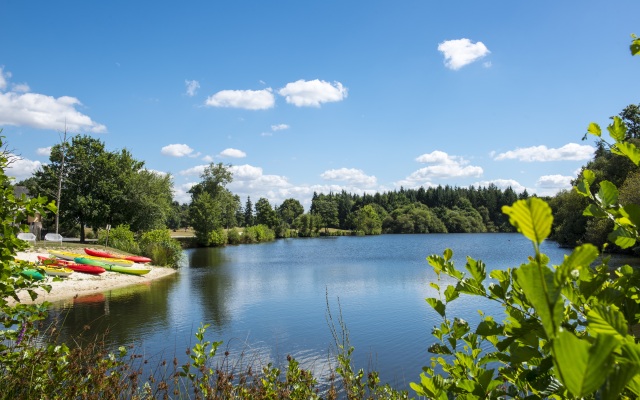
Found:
[55,127,68,234]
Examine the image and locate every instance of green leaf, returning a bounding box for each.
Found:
[502,198,553,245]
[426,298,446,317]
[597,181,619,208]
[552,331,619,397]
[444,285,459,303]
[620,203,640,227]
[608,227,636,249]
[464,257,486,284]
[632,33,640,56]
[608,116,627,142]
[556,244,599,284]
[587,305,628,340]
[476,319,502,336]
[443,248,452,261]
[428,343,452,355]
[612,141,640,166]
[514,262,563,338]
[583,204,608,218]
[587,122,602,137]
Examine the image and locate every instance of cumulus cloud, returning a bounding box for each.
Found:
[179,164,207,176]
[320,168,377,187]
[173,182,198,203]
[161,143,197,157]
[36,147,52,157]
[494,143,595,162]
[473,179,529,193]
[6,155,41,181]
[219,148,247,158]
[271,124,289,131]
[537,174,573,188]
[278,79,347,107]
[0,67,106,133]
[202,155,214,162]
[12,83,29,93]
[438,38,490,70]
[185,80,200,97]
[396,150,483,188]
[205,88,275,110]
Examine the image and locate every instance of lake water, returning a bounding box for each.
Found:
[45,233,573,391]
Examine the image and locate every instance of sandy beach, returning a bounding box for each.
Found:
[11,251,178,305]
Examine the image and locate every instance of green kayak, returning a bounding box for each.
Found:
[74,257,151,276]
[21,269,45,281]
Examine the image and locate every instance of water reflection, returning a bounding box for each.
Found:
[45,273,179,346]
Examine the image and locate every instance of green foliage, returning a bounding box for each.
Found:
[208,228,228,247]
[383,203,447,233]
[353,204,383,235]
[227,227,243,244]
[414,67,640,397]
[139,228,183,267]
[97,224,140,254]
[243,224,275,243]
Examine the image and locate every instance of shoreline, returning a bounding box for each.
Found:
[10,251,178,305]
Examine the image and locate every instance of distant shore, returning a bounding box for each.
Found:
[10,251,178,305]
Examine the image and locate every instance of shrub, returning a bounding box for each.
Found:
[139,229,183,267]
[227,228,242,245]
[243,224,275,243]
[208,228,228,247]
[97,224,140,254]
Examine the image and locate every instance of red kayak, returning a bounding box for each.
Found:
[38,255,106,275]
[84,248,152,264]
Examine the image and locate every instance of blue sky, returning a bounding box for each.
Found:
[2,1,639,208]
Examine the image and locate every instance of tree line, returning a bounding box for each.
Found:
[18,102,640,250]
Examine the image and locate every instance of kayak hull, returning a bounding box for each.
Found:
[50,250,135,267]
[85,248,152,264]
[74,257,151,276]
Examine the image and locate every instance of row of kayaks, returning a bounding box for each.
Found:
[19,248,153,280]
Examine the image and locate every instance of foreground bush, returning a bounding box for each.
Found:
[139,229,183,267]
[97,224,140,254]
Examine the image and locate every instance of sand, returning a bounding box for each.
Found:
[10,251,178,305]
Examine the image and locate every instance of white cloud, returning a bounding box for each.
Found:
[6,155,41,181]
[185,80,200,97]
[202,155,214,162]
[534,174,574,196]
[12,83,29,93]
[438,38,490,70]
[219,148,247,158]
[396,150,483,187]
[145,168,169,177]
[173,182,198,204]
[494,143,595,162]
[0,67,106,133]
[0,67,9,90]
[161,143,196,157]
[320,168,377,187]
[271,124,289,131]
[0,92,106,133]
[537,174,573,188]
[473,179,529,193]
[278,79,347,107]
[261,132,273,137]
[36,147,52,157]
[205,88,275,110]
[179,164,207,176]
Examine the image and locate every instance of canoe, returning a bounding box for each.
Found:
[50,250,134,267]
[85,248,152,264]
[38,256,105,275]
[21,269,45,281]
[74,257,151,276]
[41,265,74,277]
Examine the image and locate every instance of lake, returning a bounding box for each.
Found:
[45,233,573,391]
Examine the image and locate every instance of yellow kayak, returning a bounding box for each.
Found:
[41,265,74,277]
[49,250,135,267]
